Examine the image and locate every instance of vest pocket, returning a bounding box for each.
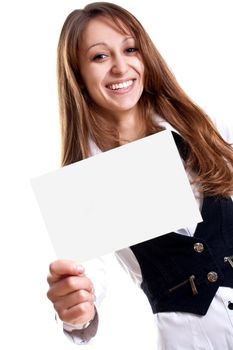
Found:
[168,275,198,295]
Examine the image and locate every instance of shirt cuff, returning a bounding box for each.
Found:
[63,311,99,345]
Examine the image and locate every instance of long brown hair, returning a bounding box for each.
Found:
[57,2,233,196]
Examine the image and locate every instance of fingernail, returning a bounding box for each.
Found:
[76,265,84,273]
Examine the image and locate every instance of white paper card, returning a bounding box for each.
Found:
[31,130,202,262]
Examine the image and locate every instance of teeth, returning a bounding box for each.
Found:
[108,80,133,90]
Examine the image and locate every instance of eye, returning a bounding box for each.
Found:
[92,53,108,61]
[125,47,139,54]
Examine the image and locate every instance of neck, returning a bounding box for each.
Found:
[115,108,146,144]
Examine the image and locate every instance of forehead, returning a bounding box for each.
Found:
[79,16,133,50]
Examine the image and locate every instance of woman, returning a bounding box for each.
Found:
[47,2,233,348]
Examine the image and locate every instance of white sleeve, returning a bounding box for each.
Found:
[115,248,143,286]
[62,256,107,345]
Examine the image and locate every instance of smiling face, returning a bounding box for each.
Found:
[78,16,145,121]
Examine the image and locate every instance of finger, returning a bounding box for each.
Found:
[47,275,93,301]
[54,289,95,312]
[58,301,95,325]
[47,260,84,284]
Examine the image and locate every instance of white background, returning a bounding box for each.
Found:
[0,1,232,349]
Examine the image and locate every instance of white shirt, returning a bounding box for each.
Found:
[65,115,233,349]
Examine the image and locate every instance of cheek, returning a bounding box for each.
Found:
[133,58,145,79]
[84,67,104,92]
[139,61,145,78]
[82,71,106,104]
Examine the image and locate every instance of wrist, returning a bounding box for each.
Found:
[63,307,96,332]
[63,320,91,331]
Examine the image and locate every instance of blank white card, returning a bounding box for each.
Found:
[31,130,202,262]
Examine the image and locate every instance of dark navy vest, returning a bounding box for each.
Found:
[130,133,233,316]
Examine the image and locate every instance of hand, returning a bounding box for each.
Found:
[47,259,96,326]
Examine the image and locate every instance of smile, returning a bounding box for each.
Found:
[107,79,134,90]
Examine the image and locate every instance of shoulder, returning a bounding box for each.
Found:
[153,114,179,133]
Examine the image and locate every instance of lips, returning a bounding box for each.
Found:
[107,79,134,90]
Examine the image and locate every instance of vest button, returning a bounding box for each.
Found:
[194,242,204,253]
[207,271,218,282]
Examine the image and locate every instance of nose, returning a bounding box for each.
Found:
[111,53,128,75]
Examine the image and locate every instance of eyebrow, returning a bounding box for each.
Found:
[86,36,135,53]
